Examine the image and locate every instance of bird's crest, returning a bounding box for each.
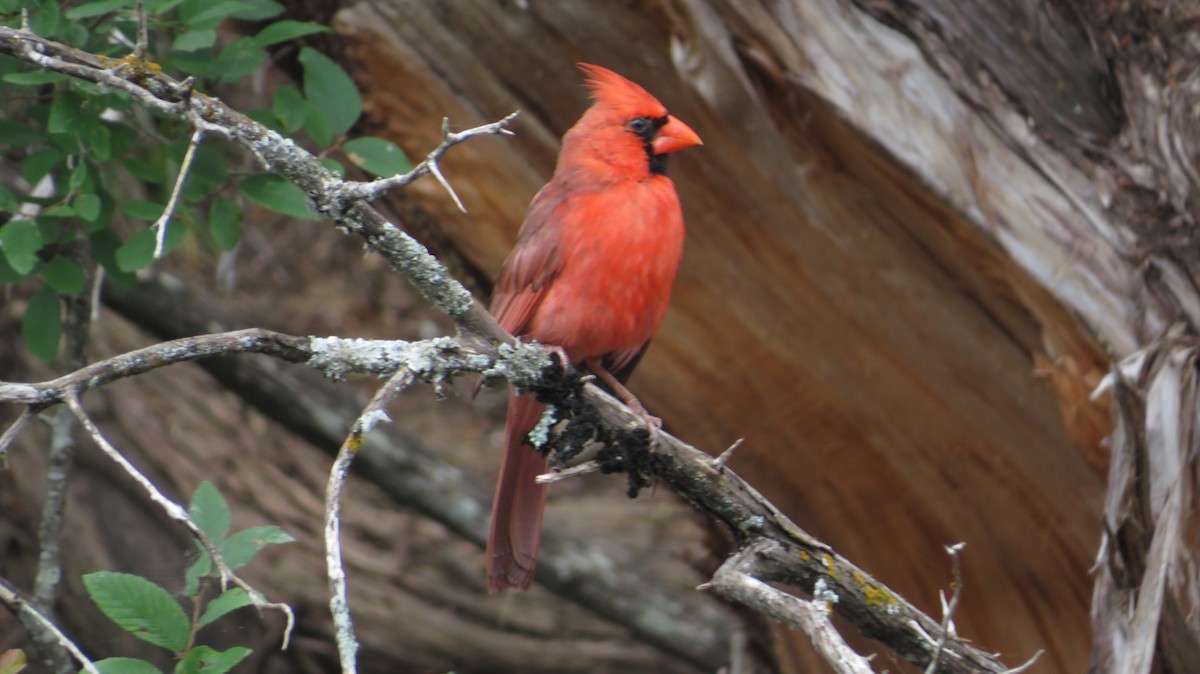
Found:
[578,63,667,118]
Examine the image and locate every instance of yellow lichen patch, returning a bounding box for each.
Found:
[101,54,163,78]
[822,553,837,579]
[798,549,810,562]
[853,569,897,608]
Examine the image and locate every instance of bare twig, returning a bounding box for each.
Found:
[1001,650,1044,674]
[712,438,744,470]
[27,409,77,674]
[325,369,417,674]
[0,577,100,674]
[132,0,147,60]
[536,460,602,483]
[340,112,519,204]
[154,128,204,258]
[27,264,95,674]
[0,408,36,462]
[926,542,966,674]
[63,391,296,647]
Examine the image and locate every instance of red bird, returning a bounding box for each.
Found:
[486,63,702,592]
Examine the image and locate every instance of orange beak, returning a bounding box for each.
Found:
[652,115,703,154]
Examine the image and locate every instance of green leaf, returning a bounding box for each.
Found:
[238,174,314,219]
[0,120,46,146]
[64,0,134,19]
[0,219,42,275]
[121,158,166,184]
[40,204,76,219]
[197,588,252,628]
[0,254,28,283]
[219,526,294,569]
[182,552,212,597]
[298,47,361,136]
[90,229,136,287]
[82,189,115,232]
[245,107,283,133]
[29,0,63,39]
[319,157,345,178]
[179,143,227,202]
[189,482,230,542]
[214,38,268,83]
[3,71,69,85]
[60,23,89,48]
[90,657,163,674]
[74,193,102,222]
[149,0,188,14]
[122,200,165,222]
[0,185,19,213]
[21,148,65,186]
[181,0,280,28]
[227,0,282,20]
[43,256,86,294]
[271,84,306,133]
[342,136,411,178]
[115,222,186,271]
[302,103,332,147]
[208,196,242,251]
[82,572,190,652]
[69,160,90,191]
[83,123,112,160]
[23,285,61,364]
[249,20,329,48]
[47,90,89,134]
[174,646,250,674]
[171,29,217,52]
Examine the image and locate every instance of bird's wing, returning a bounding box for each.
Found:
[490,182,569,336]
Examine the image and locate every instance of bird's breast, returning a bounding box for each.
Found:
[527,178,685,361]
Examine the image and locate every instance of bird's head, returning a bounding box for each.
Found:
[563,63,702,178]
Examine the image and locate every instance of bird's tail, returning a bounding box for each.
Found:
[486,389,549,592]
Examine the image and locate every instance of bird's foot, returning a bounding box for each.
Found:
[585,359,662,445]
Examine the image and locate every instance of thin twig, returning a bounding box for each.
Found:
[925,542,966,674]
[154,127,203,258]
[712,438,744,470]
[1001,650,1044,674]
[32,407,76,608]
[63,391,296,647]
[340,111,519,203]
[429,155,466,213]
[132,0,147,60]
[28,258,96,674]
[0,408,36,462]
[0,577,100,674]
[326,368,416,674]
[536,460,602,483]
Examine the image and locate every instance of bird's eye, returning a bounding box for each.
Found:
[628,117,651,134]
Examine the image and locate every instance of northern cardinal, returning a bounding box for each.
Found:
[486,63,702,592]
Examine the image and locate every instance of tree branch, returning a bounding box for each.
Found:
[0,576,100,674]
